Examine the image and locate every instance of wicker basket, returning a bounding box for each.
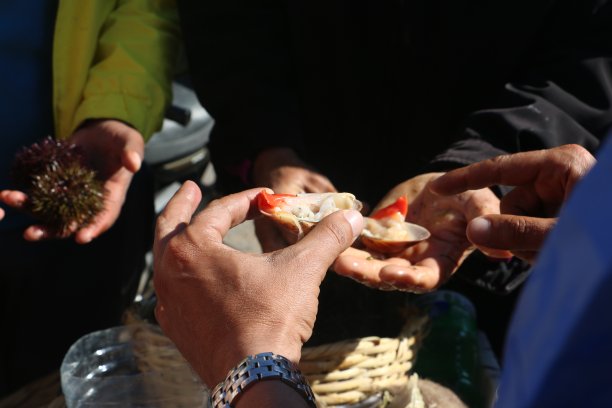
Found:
[300,313,428,407]
[123,307,428,408]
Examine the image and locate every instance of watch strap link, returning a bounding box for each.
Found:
[210,352,317,407]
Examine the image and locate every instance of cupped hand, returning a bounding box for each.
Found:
[252,147,337,251]
[153,181,363,387]
[0,119,144,243]
[429,144,596,263]
[333,172,508,292]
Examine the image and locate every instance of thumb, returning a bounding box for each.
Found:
[122,148,143,174]
[120,129,144,173]
[467,215,556,253]
[282,210,364,281]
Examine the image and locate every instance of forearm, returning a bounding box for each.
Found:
[75,0,180,140]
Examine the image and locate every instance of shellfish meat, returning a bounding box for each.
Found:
[361,196,430,254]
[257,190,363,239]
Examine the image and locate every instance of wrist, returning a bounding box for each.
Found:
[77,118,134,131]
[234,380,312,408]
[209,352,316,408]
[206,337,302,387]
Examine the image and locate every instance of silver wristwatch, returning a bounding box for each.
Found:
[209,352,317,407]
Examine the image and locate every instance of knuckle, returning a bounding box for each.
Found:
[508,216,544,249]
[206,197,224,211]
[490,154,507,165]
[322,220,349,248]
[571,146,596,173]
[513,217,530,238]
[156,212,171,231]
[154,304,169,332]
[165,237,191,262]
[560,144,588,165]
[560,143,585,155]
[489,154,512,170]
[557,145,595,185]
[488,154,508,180]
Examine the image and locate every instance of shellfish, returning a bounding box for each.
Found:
[361,196,430,254]
[257,190,363,239]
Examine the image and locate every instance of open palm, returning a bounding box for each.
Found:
[0,119,143,243]
[334,172,508,292]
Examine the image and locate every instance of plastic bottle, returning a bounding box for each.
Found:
[411,290,485,408]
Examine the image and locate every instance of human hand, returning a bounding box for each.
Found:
[252,147,337,251]
[333,172,507,292]
[0,119,144,243]
[429,144,596,263]
[153,181,363,387]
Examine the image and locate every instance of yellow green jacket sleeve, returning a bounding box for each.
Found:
[53,0,180,141]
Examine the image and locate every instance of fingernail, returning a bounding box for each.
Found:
[468,217,491,242]
[80,231,93,244]
[427,177,442,195]
[381,277,420,293]
[343,210,364,239]
[131,152,142,172]
[30,228,44,240]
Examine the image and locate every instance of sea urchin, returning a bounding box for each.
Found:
[11,136,105,235]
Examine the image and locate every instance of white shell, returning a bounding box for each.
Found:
[260,192,363,239]
[361,217,430,253]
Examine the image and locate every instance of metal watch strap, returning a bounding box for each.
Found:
[210,352,317,408]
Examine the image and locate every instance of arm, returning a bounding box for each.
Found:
[65,0,179,240]
[2,1,180,241]
[68,0,180,140]
[68,0,179,239]
[153,182,362,400]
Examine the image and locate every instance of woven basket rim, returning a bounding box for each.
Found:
[300,313,428,407]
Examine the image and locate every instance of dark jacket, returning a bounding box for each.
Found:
[179,0,612,204]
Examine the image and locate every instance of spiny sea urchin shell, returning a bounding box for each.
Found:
[12,136,86,187]
[11,136,105,235]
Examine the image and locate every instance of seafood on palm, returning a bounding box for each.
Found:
[361,196,430,254]
[257,190,363,239]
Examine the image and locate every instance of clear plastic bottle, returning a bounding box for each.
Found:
[411,290,485,408]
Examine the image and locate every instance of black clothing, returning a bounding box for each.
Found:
[179,0,612,204]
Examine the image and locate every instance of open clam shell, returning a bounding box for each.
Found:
[360,216,431,254]
[258,191,363,240]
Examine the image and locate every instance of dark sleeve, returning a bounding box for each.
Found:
[177,0,303,191]
[429,0,612,170]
